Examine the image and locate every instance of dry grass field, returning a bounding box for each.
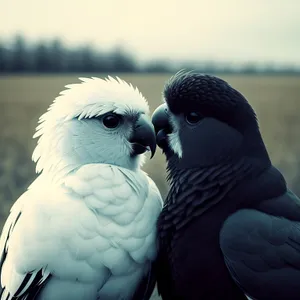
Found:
[0,73,300,299]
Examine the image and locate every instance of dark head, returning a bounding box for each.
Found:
[152,70,270,170]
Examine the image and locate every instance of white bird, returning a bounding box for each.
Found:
[0,76,163,300]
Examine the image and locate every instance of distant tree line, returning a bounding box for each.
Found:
[0,34,299,74]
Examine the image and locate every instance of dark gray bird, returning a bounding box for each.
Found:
[151,70,300,300]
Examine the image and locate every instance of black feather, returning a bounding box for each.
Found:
[12,269,51,300]
[0,212,51,300]
[0,212,21,298]
[163,70,257,133]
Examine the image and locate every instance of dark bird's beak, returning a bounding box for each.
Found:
[130,114,157,158]
[151,103,172,148]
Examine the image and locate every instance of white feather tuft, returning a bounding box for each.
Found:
[167,114,183,158]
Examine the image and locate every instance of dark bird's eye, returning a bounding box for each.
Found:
[185,112,202,125]
[103,114,121,128]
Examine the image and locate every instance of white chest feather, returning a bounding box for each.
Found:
[1,164,162,300]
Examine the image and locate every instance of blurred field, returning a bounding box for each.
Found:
[1,74,300,299]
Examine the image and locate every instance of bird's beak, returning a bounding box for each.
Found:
[151,103,172,148]
[130,114,157,159]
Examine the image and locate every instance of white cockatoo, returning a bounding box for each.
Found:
[0,76,163,300]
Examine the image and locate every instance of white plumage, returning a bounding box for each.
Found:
[0,77,163,299]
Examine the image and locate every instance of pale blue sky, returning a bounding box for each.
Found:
[1,0,300,65]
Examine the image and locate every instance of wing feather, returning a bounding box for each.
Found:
[0,198,51,300]
[220,206,300,300]
[132,263,156,300]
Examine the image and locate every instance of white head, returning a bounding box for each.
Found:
[32,76,156,181]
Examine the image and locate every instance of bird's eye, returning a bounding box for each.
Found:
[185,112,202,125]
[102,114,121,128]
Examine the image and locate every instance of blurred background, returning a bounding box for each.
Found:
[1,1,300,298]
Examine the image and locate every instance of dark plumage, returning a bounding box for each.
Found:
[164,70,255,129]
[151,70,300,299]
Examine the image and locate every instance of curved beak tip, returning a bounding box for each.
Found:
[131,114,157,159]
[149,144,156,159]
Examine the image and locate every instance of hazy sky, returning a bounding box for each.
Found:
[1,0,300,65]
